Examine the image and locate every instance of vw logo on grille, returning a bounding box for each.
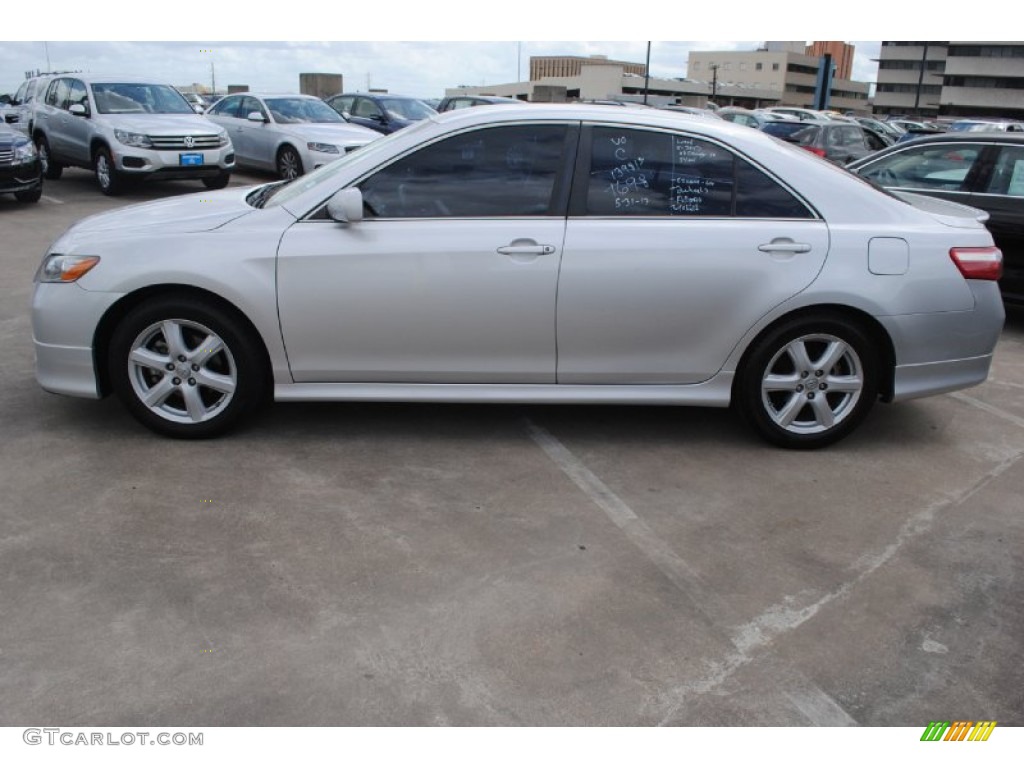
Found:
[184,136,195,148]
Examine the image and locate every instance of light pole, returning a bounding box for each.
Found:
[710,64,719,105]
[643,42,651,105]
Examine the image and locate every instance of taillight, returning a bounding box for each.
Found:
[950,246,1003,281]
[802,146,827,158]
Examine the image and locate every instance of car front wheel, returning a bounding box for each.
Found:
[94,147,123,195]
[738,315,879,449]
[108,297,266,438]
[276,146,303,180]
[35,135,62,180]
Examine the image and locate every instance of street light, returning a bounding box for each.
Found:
[709,64,719,104]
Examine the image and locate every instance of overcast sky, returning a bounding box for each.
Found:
[1,40,888,98]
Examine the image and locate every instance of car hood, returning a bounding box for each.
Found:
[57,186,261,247]
[98,114,223,136]
[893,191,990,228]
[280,123,380,144]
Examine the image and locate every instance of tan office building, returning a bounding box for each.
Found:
[530,55,647,81]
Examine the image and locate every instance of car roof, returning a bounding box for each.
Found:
[894,131,1024,146]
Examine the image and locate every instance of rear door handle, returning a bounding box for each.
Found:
[758,241,812,254]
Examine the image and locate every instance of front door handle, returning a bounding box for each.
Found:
[758,241,812,254]
[497,243,556,256]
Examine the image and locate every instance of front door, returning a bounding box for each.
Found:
[276,122,575,383]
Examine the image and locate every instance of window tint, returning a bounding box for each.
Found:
[360,124,567,218]
[586,128,732,216]
[985,145,1024,196]
[735,158,813,218]
[858,144,982,191]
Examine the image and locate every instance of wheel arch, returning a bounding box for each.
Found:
[732,304,896,404]
[92,284,273,400]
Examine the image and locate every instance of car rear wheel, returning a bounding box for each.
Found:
[108,296,266,438]
[35,135,62,180]
[94,147,123,195]
[738,315,879,449]
[276,146,303,180]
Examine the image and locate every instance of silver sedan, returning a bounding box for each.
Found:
[204,93,380,179]
[31,105,1005,448]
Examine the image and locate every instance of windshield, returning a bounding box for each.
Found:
[93,83,194,114]
[380,98,436,121]
[262,118,436,209]
[265,97,346,124]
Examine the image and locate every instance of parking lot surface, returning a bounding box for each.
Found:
[1,169,1022,726]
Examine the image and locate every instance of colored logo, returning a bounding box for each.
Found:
[921,721,996,741]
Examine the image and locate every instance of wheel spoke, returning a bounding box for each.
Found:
[764,373,801,392]
[810,396,835,428]
[142,376,176,408]
[130,347,170,371]
[181,385,208,422]
[814,340,849,374]
[786,340,814,374]
[194,369,235,395]
[774,393,806,427]
[161,321,188,359]
[191,334,224,367]
[825,374,863,393]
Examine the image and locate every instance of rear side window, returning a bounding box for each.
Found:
[360,124,568,218]
[857,144,982,192]
[984,145,1024,196]
[583,127,812,218]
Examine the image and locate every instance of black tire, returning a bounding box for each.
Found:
[108,295,267,438]
[276,145,303,180]
[737,315,879,449]
[93,146,123,196]
[35,135,63,180]
[15,186,42,203]
[202,171,231,190]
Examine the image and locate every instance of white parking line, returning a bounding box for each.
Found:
[950,391,1024,430]
[41,195,64,204]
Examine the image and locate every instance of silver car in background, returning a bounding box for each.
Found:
[31,105,1005,448]
[31,75,234,194]
[204,93,380,179]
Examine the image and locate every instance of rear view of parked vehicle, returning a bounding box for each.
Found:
[32,75,234,195]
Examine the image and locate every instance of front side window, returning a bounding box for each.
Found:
[67,80,88,111]
[360,124,567,218]
[379,98,435,120]
[353,98,383,119]
[208,95,242,117]
[585,127,811,219]
[984,145,1024,196]
[240,96,267,121]
[857,144,983,191]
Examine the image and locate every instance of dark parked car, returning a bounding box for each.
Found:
[324,93,436,134]
[437,95,520,112]
[0,122,43,202]
[761,119,886,164]
[848,133,1024,303]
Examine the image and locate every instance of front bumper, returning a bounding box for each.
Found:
[0,158,43,193]
[111,145,235,177]
[32,283,123,399]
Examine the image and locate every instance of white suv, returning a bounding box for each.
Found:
[32,75,235,195]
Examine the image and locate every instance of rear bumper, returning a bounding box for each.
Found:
[892,354,993,402]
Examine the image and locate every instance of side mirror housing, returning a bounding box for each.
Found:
[247,111,267,123]
[326,188,364,224]
[69,103,89,117]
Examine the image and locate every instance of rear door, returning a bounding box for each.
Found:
[556,124,829,384]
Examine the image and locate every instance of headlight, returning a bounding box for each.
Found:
[14,141,37,162]
[307,142,339,154]
[217,130,229,147]
[114,129,152,148]
[36,254,101,283]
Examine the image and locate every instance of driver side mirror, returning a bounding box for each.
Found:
[326,188,364,224]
